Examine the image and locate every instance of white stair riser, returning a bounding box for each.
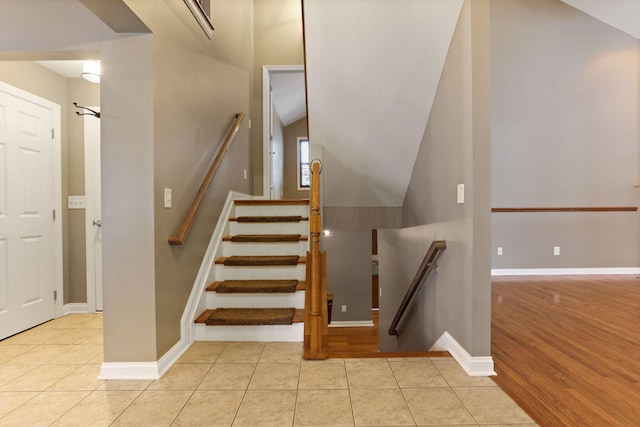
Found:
[229,221,309,235]
[206,291,305,309]
[223,241,308,256]
[214,264,306,281]
[234,204,309,217]
[195,323,303,342]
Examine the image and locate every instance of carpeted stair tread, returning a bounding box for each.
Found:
[205,308,295,326]
[234,199,309,206]
[207,281,306,292]
[219,255,300,266]
[228,234,302,243]
[196,309,304,324]
[215,280,298,293]
[233,215,305,223]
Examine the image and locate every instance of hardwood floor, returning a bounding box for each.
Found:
[492,275,640,426]
[327,310,449,358]
[328,311,380,357]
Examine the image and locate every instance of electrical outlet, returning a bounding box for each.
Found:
[497,247,503,256]
[554,246,560,256]
[341,305,347,313]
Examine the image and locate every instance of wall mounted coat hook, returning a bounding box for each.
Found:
[73,102,100,118]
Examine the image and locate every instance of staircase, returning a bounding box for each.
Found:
[193,199,309,342]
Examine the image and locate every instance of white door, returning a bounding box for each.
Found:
[269,85,284,200]
[84,112,102,312]
[0,83,58,340]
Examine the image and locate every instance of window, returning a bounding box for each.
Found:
[298,137,310,189]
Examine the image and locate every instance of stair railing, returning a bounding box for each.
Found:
[388,240,446,335]
[169,113,244,245]
[304,160,329,359]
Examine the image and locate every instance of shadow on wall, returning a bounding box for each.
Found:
[377,223,464,353]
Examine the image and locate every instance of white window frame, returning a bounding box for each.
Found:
[297,137,310,190]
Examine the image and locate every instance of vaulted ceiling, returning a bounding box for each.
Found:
[303,0,640,208]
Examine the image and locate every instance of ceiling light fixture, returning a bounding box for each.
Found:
[81,60,100,83]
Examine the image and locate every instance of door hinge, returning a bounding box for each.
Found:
[51,128,54,139]
[54,290,57,301]
[53,209,56,221]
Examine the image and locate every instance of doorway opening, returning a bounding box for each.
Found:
[262,65,306,199]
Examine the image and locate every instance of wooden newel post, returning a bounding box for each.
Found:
[304,160,328,359]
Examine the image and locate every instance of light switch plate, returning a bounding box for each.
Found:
[164,188,172,208]
[68,196,85,209]
[457,184,464,204]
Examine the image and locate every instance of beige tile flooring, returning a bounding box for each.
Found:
[0,314,536,426]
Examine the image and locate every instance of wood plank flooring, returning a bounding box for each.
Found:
[327,311,449,358]
[492,275,640,426]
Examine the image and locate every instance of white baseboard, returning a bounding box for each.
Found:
[431,331,496,377]
[98,362,160,380]
[492,267,640,276]
[328,320,374,328]
[99,338,191,380]
[63,303,88,314]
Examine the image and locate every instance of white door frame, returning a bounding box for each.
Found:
[84,110,101,312]
[0,81,63,318]
[262,65,304,199]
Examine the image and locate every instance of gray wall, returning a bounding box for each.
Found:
[491,0,639,269]
[322,230,372,322]
[324,207,402,230]
[381,0,492,357]
[100,34,157,362]
[124,0,253,358]
[252,0,304,196]
[0,0,254,362]
[283,117,309,199]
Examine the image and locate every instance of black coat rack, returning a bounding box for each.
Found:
[73,102,100,118]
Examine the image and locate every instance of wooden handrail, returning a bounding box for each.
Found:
[388,240,446,336]
[304,160,328,359]
[492,207,637,213]
[169,113,244,245]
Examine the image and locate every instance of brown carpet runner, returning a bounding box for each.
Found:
[216,280,298,293]
[230,234,301,243]
[223,255,299,266]
[236,215,302,223]
[205,308,295,326]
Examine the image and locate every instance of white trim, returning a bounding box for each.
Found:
[329,320,374,328]
[262,65,305,199]
[63,303,88,314]
[98,362,160,380]
[52,102,63,319]
[157,338,191,378]
[297,137,310,190]
[183,0,214,39]
[180,191,252,344]
[431,331,496,377]
[195,323,303,342]
[491,267,640,276]
[84,109,101,313]
[98,338,191,380]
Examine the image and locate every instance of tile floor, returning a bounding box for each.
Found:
[0,314,536,426]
